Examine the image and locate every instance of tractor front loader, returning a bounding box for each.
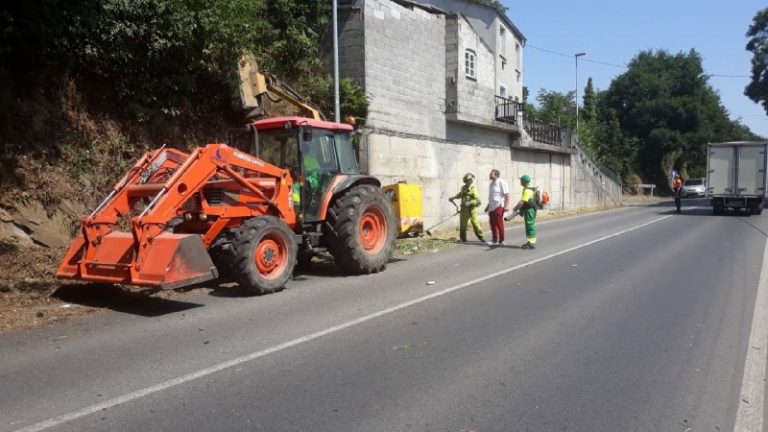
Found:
[57,143,299,293]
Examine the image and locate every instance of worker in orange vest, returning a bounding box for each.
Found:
[672,174,684,213]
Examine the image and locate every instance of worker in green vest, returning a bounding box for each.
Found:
[292,152,322,210]
[512,174,537,249]
[449,173,485,242]
[303,153,321,191]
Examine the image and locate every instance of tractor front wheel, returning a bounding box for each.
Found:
[232,216,297,295]
[324,184,397,274]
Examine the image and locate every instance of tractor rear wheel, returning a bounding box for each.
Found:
[324,184,397,274]
[232,216,297,295]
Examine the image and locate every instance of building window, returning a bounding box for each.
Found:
[500,26,506,51]
[500,55,506,70]
[516,70,521,83]
[515,43,521,68]
[500,84,508,99]
[465,49,476,79]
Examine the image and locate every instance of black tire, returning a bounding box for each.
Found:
[297,250,314,268]
[209,240,235,280]
[232,216,297,295]
[712,199,725,215]
[324,184,397,274]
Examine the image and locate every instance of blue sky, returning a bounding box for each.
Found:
[505,0,768,138]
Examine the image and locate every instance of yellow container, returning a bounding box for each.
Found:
[382,183,424,237]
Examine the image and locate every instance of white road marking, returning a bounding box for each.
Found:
[733,235,768,431]
[13,215,673,432]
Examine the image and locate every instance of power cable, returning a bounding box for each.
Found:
[526,44,752,76]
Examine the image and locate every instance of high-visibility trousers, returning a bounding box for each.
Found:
[524,208,537,244]
[459,208,484,241]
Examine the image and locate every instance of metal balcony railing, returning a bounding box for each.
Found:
[522,115,567,147]
[494,96,520,125]
[493,96,573,147]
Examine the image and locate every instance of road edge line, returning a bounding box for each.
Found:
[733,236,768,431]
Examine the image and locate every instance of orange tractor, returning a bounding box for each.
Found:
[56,60,397,294]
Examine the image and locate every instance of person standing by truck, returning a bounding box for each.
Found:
[449,173,485,243]
[672,174,684,213]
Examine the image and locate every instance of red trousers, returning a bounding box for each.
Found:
[488,207,505,242]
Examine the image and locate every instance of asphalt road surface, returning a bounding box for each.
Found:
[3,199,768,432]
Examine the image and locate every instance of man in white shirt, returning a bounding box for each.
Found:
[484,169,510,246]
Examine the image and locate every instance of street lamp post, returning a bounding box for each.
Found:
[333,0,340,123]
[574,52,586,144]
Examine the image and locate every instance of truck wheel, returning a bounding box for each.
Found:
[751,202,763,215]
[232,216,297,295]
[713,199,725,215]
[324,184,397,274]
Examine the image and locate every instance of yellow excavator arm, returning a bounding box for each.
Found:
[238,54,322,121]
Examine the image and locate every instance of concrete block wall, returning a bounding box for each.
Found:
[362,0,447,138]
[410,0,525,102]
[452,16,497,125]
[445,122,509,147]
[569,148,622,209]
[364,130,586,228]
[445,16,459,115]
[336,3,366,84]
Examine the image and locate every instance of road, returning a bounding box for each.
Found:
[2,199,767,431]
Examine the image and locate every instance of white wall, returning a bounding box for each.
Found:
[363,0,447,138]
[362,130,604,228]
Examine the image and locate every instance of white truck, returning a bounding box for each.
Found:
[706,141,768,215]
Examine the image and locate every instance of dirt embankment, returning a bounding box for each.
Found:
[0,80,218,331]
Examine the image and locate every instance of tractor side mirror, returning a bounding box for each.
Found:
[302,126,313,142]
[249,124,260,156]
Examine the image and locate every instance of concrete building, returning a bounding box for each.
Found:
[330,0,621,228]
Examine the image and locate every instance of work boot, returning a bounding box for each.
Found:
[521,242,536,249]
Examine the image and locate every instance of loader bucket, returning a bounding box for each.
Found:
[56,232,218,290]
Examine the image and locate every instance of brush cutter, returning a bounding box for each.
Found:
[425,202,460,236]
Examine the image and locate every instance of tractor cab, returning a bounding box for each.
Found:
[250,116,358,222]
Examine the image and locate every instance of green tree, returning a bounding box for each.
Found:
[522,86,537,119]
[746,7,768,115]
[603,49,754,189]
[299,75,368,120]
[535,89,576,128]
[0,0,331,125]
[582,77,597,122]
